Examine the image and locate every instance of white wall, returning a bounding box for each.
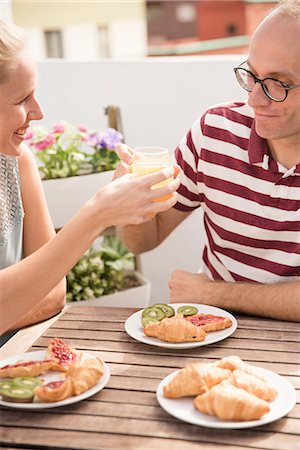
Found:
[36,55,246,302]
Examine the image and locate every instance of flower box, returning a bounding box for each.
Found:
[68,271,151,308]
[43,170,114,229]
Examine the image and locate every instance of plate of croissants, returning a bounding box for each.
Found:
[0,338,110,409]
[125,303,237,348]
[156,355,296,429]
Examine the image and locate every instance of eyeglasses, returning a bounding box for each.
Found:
[233,61,300,102]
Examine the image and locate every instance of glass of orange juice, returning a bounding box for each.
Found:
[131,147,172,201]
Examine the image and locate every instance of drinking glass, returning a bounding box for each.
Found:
[131,147,172,201]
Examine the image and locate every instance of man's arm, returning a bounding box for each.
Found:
[169,271,300,322]
[119,207,190,254]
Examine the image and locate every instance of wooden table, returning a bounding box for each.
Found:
[1,306,299,450]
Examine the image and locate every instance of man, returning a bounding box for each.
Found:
[116,0,300,321]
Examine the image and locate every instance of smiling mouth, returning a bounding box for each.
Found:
[14,128,28,136]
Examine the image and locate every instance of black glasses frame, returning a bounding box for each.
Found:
[233,61,300,102]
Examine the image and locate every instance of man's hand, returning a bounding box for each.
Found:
[168,270,300,321]
[169,270,212,303]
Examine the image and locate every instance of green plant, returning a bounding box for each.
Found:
[66,235,136,302]
[25,122,122,180]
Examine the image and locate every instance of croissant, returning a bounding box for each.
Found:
[0,359,59,378]
[144,315,206,343]
[34,358,104,402]
[194,380,270,421]
[215,356,266,381]
[67,358,104,395]
[229,369,277,401]
[34,378,73,402]
[164,363,231,398]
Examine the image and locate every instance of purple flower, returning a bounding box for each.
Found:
[101,128,123,150]
[87,128,122,151]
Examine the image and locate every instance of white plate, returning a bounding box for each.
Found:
[0,350,110,410]
[156,366,297,429]
[124,303,237,349]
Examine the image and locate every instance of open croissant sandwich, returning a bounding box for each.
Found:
[163,356,277,421]
[141,304,233,343]
[0,338,104,404]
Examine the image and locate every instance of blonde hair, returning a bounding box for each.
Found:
[278,0,300,16]
[0,20,27,84]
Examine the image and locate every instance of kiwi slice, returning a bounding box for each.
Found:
[1,386,34,403]
[0,380,13,392]
[152,303,175,318]
[141,316,160,328]
[177,305,198,316]
[142,306,166,321]
[12,376,42,390]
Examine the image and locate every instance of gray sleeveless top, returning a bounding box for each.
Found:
[0,154,24,270]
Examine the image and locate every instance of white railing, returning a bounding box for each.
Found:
[36,55,246,302]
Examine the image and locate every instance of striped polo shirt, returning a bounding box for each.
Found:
[174,101,300,284]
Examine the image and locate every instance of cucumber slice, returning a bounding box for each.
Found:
[177,305,198,316]
[152,303,175,318]
[1,386,34,403]
[142,306,165,321]
[141,316,160,328]
[12,376,42,390]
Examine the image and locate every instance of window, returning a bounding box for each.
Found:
[44,30,63,58]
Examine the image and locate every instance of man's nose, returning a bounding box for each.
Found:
[248,81,271,108]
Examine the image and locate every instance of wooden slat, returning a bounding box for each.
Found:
[0,427,272,450]
[1,413,299,450]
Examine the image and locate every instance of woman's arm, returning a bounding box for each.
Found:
[4,147,66,333]
[0,149,180,335]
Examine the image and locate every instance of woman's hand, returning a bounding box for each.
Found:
[91,164,181,231]
[113,143,133,179]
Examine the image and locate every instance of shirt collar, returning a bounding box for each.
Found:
[248,120,300,176]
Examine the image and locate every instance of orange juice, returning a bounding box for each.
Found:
[132,148,172,201]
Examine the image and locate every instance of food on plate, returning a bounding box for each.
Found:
[46,337,82,371]
[229,369,277,401]
[185,314,232,332]
[215,355,266,380]
[0,385,35,403]
[140,304,233,343]
[0,380,13,390]
[177,305,198,316]
[12,376,42,390]
[163,363,231,398]
[34,358,104,402]
[194,380,270,421]
[34,378,73,402]
[0,359,58,378]
[162,356,277,421]
[144,314,206,343]
[142,306,165,321]
[0,338,106,404]
[152,303,175,318]
[67,358,104,395]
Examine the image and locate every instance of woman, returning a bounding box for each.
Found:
[0,20,180,337]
